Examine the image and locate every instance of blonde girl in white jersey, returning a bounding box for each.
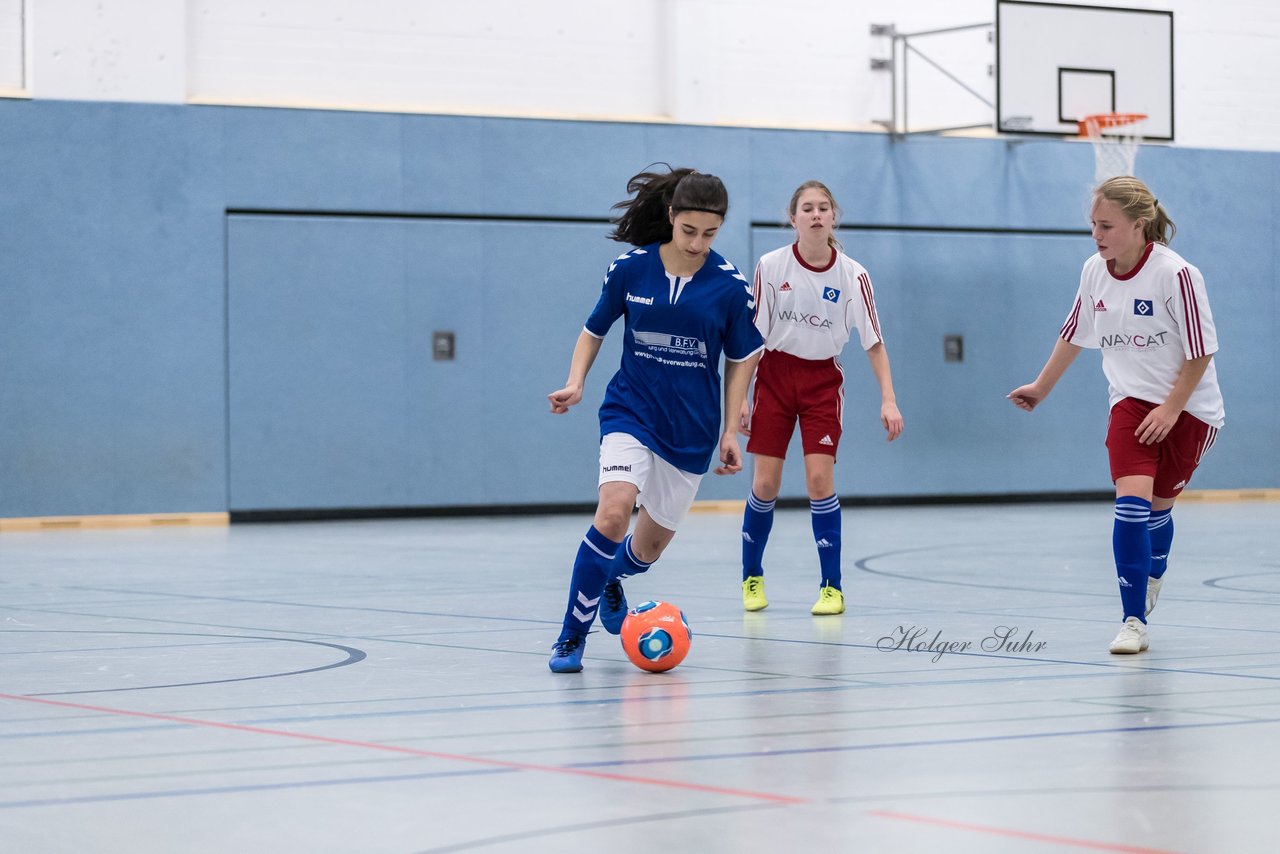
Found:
[1009,177,1224,655]
[738,181,904,615]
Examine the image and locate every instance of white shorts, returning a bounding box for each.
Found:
[598,432,703,531]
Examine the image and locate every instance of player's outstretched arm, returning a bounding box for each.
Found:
[548,330,604,414]
[1008,338,1083,412]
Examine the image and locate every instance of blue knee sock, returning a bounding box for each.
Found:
[810,494,842,590]
[1113,497,1152,622]
[1148,508,1174,580]
[742,491,775,581]
[608,534,654,582]
[559,526,621,639]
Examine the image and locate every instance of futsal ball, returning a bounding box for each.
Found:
[620,600,692,672]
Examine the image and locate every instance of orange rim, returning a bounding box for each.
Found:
[1078,113,1148,137]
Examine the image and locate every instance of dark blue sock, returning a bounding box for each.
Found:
[559,526,621,639]
[742,491,775,581]
[608,534,654,582]
[810,494,842,590]
[1148,508,1174,580]
[1113,497,1152,622]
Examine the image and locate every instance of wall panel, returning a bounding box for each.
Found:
[227,214,618,511]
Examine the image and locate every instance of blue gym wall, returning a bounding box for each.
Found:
[0,100,1273,517]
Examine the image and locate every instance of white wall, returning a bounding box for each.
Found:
[0,0,23,93]
[7,0,1280,151]
[27,0,185,102]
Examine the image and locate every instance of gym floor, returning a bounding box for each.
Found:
[3,499,1278,853]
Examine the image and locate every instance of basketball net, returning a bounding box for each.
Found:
[1079,113,1147,183]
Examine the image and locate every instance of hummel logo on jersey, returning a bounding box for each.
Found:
[625,292,654,305]
[819,434,834,446]
[1118,576,1132,588]
[780,282,792,291]
[1134,299,1153,315]
[823,287,840,303]
[1094,300,1107,312]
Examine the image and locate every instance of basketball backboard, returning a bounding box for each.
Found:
[996,1,1173,140]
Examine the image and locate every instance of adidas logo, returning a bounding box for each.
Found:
[1094,300,1107,312]
[816,538,834,548]
[1174,480,1187,490]
[819,434,834,446]
[742,532,755,543]
[780,281,792,291]
[1118,577,1132,588]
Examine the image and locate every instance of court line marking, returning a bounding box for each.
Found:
[564,714,1280,769]
[0,766,512,810]
[11,631,367,697]
[869,809,1185,853]
[0,692,805,806]
[411,803,785,854]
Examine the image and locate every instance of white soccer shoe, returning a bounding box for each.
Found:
[1109,616,1150,655]
[1145,576,1164,618]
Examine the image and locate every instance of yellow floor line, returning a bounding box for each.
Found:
[0,512,230,532]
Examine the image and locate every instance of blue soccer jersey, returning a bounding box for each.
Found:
[585,244,765,474]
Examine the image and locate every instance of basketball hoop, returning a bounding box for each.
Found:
[1079,113,1147,183]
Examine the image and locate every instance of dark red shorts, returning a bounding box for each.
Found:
[1106,397,1219,499]
[746,349,844,459]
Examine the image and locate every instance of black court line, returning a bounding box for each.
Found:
[0,630,365,697]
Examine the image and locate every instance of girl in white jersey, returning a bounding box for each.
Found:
[739,181,904,615]
[546,166,764,673]
[1009,176,1224,655]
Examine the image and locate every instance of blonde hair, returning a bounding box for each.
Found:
[1094,176,1176,245]
[789,180,843,251]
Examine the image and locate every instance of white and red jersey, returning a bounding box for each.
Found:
[752,243,883,360]
[1059,242,1225,428]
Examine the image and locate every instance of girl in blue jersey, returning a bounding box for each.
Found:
[547,165,765,673]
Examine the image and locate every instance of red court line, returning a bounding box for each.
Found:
[870,810,1185,853]
[0,692,804,805]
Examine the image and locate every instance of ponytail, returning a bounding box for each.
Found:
[1094,176,1176,245]
[609,164,729,246]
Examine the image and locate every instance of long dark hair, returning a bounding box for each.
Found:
[609,164,729,246]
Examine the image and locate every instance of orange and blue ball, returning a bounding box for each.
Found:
[620,600,692,672]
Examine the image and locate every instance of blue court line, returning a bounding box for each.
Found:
[854,544,1280,608]
[62,583,555,626]
[563,714,1280,769]
[0,766,513,810]
[0,723,189,740]
[693,630,1280,682]
[8,648,1271,738]
[0,675,1097,740]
